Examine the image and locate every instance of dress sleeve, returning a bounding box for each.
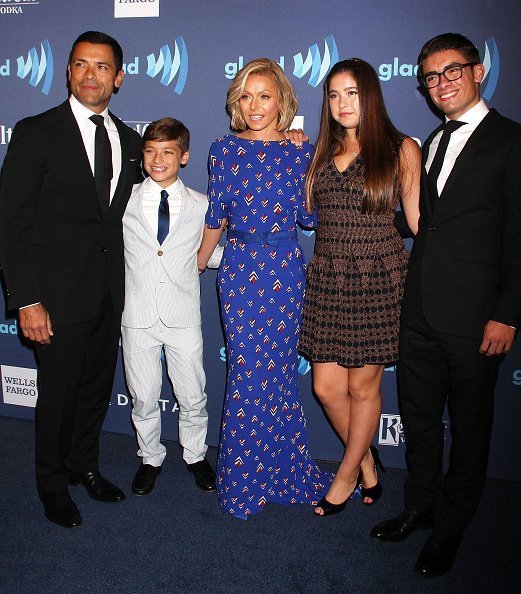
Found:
[295,142,317,228]
[205,140,228,229]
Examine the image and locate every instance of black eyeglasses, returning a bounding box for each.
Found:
[420,62,477,89]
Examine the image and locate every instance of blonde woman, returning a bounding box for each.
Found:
[198,59,331,519]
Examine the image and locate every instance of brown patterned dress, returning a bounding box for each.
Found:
[299,154,409,367]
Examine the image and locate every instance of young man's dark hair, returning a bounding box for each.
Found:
[417,32,480,77]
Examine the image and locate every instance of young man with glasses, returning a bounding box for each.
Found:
[371,33,521,577]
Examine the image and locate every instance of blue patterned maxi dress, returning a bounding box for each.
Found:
[205,135,332,518]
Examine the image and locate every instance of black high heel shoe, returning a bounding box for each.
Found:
[314,480,359,517]
[361,445,386,506]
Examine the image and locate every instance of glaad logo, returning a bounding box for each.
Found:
[146,37,188,95]
[379,413,404,446]
[512,369,521,386]
[224,36,338,88]
[480,37,499,101]
[293,35,338,88]
[298,355,311,375]
[16,39,53,95]
[1,364,38,408]
[378,58,418,82]
[0,319,18,335]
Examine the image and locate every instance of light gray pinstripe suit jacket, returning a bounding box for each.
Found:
[121,176,221,329]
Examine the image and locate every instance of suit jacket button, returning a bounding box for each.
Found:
[428,226,436,232]
[157,250,163,256]
[99,247,107,253]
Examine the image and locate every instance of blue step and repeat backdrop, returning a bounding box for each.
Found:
[1,0,520,480]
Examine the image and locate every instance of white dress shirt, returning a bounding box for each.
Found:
[142,177,184,238]
[69,94,122,203]
[426,99,489,195]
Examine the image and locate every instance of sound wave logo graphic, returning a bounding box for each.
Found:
[293,35,338,87]
[298,355,311,375]
[481,37,499,101]
[146,36,188,95]
[16,39,53,95]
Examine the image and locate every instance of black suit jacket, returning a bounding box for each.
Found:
[0,100,143,323]
[402,108,521,338]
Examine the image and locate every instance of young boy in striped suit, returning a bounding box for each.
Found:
[121,118,222,496]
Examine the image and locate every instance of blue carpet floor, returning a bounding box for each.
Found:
[0,416,518,593]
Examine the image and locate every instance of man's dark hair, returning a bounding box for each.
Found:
[417,33,480,77]
[143,118,190,154]
[68,31,124,73]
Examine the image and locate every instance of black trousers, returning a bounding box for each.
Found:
[398,307,499,537]
[35,290,121,492]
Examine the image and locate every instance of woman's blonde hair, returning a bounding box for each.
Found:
[226,58,298,132]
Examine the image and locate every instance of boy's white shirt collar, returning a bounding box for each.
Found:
[145,176,185,197]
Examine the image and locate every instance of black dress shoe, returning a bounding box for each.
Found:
[72,471,126,502]
[370,509,433,542]
[38,487,82,528]
[415,531,462,577]
[132,464,161,496]
[186,459,216,492]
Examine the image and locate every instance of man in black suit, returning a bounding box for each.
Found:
[0,31,142,527]
[371,33,521,576]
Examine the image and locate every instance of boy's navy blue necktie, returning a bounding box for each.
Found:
[157,190,169,244]
[89,114,112,211]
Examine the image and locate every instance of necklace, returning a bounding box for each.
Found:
[345,143,359,157]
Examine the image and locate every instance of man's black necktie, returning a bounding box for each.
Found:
[427,119,466,199]
[157,190,170,244]
[90,114,113,211]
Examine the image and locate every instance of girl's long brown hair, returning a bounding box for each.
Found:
[306,58,404,214]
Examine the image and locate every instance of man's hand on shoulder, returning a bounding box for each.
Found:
[479,320,516,356]
[19,303,53,345]
[284,129,309,147]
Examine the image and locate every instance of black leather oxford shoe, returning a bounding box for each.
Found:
[39,487,82,528]
[186,459,216,492]
[370,509,433,542]
[72,471,126,502]
[415,531,462,577]
[132,463,162,496]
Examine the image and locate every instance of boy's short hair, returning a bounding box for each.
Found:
[143,117,190,154]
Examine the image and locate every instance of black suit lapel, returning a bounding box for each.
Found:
[439,110,498,200]
[57,101,95,182]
